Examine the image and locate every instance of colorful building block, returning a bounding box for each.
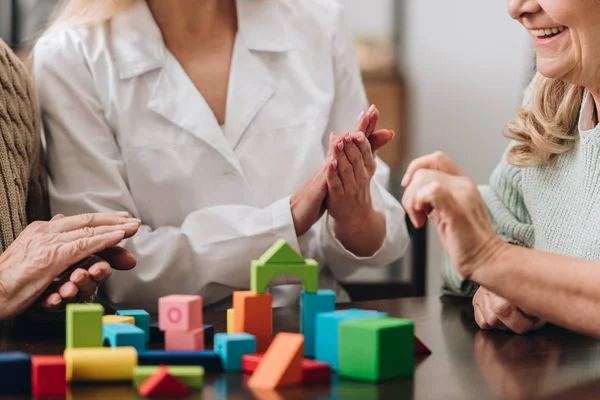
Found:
[204,324,214,344]
[415,336,432,355]
[300,290,335,357]
[66,303,104,348]
[0,352,31,393]
[134,366,204,389]
[103,322,146,352]
[64,347,137,382]
[138,365,189,397]
[233,291,272,352]
[158,295,203,331]
[242,354,331,383]
[31,355,66,397]
[315,309,387,370]
[165,327,205,351]
[247,333,304,390]
[257,239,305,264]
[102,315,135,325]
[251,261,318,294]
[150,323,213,344]
[115,309,151,342]
[214,333,256,371]
[339,317,414,381]
[227,308,235,333]
[137,351,222,372]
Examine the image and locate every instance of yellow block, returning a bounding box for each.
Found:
[102,315,135,325]
[227,308,235,333]
[64,347,137,382]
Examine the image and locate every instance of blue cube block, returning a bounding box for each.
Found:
[103,322,146,352]
[0,352,31,393]
[214,333,256,371]
[315,309,387,370]
[116,309,151,342]
[300,290,335,357]
[137,351,222,372]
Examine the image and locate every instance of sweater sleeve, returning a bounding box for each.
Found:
[441,150,535,297]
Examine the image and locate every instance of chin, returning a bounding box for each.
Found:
[535,56,574,81]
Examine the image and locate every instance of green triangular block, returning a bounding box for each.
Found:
[258,239,305,264]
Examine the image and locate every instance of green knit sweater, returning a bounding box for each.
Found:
[442,90,600,297]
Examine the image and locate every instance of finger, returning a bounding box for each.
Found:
[40,292,63,311]
[481,291,508,331]
[96,246,137,271]
[354,132,375,174]
[58,222,139,244]
[326,132,337,158]
[50,214,66,222]
[365,105,379,137]
[50,212,140,233]
[369,129,395,153]
[334,135,356,191]
[326,158,344,198]
[354,110,369,134]
[490,294,537,334]
[70,268,101,301]
[88,261,114,284]
[474,305,491,330]
[58,230,126,271]
[402,151,463,187]
[343,134,367,185]
[58,281,79,300]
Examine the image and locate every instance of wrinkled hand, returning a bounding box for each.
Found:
[473,286,546,334]
[401,152,506,279]
[0,212,140,320]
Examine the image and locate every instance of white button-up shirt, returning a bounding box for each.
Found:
[34,0,410,311]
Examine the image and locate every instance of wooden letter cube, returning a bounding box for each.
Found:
[66,303,104,348]
[158,295,203,331]
[31,355,67,397]
[165,328,205,351]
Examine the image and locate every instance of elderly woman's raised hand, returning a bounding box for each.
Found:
[0,212,140,320]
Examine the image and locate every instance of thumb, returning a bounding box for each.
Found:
[369,129,395,153]
[96,246,137,271]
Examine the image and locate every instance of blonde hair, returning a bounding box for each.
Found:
[47,0,137,30]
[505,72,584,167]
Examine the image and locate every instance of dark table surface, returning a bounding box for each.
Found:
[2,296,600,400]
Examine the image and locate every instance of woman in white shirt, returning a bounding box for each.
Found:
[34,0,410,311]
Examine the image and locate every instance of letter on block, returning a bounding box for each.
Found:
[233,291,272,352]
[165,328,204,351]
[134,366,204,389]
[251,261,318,295]
[116,309,151,342]
[227,308,235,333]
[248,333,303,390]
[138,366,189,397]
[64,347,137,382]
[158,295,203,331]
[0,352,31,394]
[300,290,335,357]
[66,303,104,348]
[102,315,135,325]
[103,323,146,352]
[31,355,66,397]
[315,309,387,370]
[214,333,256,371]
[339,317,414,381]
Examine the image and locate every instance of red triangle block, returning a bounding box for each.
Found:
[138,365,190,397]
[414,335,432,355]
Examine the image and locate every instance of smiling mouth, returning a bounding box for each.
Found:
[530,26,567,39]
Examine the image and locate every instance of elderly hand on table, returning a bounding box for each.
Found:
[401,152,545,334]
[0,212,140,320]
[290,106,394,256]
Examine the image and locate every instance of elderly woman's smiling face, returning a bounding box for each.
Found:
[508,0,600,86]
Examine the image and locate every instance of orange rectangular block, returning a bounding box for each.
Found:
[233,291,272,352]
[247,333,303,390]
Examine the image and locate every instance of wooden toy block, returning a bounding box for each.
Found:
[103,322,146,352]
[137,351,222,372]
[214,333,256,371]
[300,290,335,357]
[31,355,66,397]
[233,291,272,352]
[257,238,305,264]
[251,261,318,294]
[66,303,104,348]
[138,365,189,397]
[115,309,151,342]
[227,308,235,333]
[64,347,137,382]
[0,352,31,394]
[102,315,135,325]
[165,327,205,351]
[247,333,303,390]
[150,323,213,344]
[315,309,387,370]
[158,295,203,331]
[414,335,432,355]
[204,324,214,344]
[339,317,414,381]
[134,365,204,389]
[242,354,331,383]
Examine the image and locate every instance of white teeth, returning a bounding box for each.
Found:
[559,26,565,32]
[552,27,558,34]
[530,26,567,37]
[545,28,552,35]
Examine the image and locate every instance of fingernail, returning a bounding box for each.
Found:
[116,211,129,217]
[357,111,365,123]
[125,222,140,229]
[344,135,352,143]
[127,218,141,223]
[337,141,344,151]
[356,133,365,143]
[332,159,338,169]
[368,104,375,114]
[401,175,408,187]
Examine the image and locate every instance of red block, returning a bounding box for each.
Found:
[165,328,204,351]
[415,335,432,355]
[242,354,331,383]
[138,365,189,397]
[31,355,67,397]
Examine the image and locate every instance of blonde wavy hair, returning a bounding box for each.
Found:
[47,0,137,30]
[505,72,585,167]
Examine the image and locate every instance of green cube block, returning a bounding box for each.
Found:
[339,317,414,381]
[66,304,104,349]
[251,260,318,294]
[134,366,204,389]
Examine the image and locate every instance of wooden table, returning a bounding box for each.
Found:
[2,296,600,399]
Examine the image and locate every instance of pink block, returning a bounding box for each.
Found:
[165,328,205,351]
[158,295,203,331]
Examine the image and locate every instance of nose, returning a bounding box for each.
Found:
[507,0,541,20]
